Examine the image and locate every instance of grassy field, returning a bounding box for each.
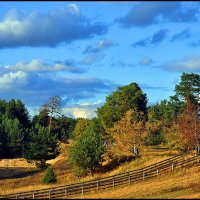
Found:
[73,166,200,199]
[0,142,198,198]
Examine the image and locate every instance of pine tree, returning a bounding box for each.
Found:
[42,166,57,184]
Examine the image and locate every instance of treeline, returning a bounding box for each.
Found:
[69,72,200,176]
[0,72,199,174]
[0,97,76,167]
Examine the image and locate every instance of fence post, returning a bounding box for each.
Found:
[97,180,99,191]
[81,184,84,195]
[113,176,115,188]
[128,172,131,185]
[49,190,51,199]
[142,169,145,181]
[65,188,68,198]
[172,163,174,172]
[157,169,159,176]
[33,193,35,199]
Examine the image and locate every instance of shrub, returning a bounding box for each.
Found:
[42,166,57,184]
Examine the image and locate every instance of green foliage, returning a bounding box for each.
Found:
[42,166,57,184]
[97,83,147,129]
[145,132,166,146]
[6,99,30,128]
[72,118,92,139]
[24,125,59,167]
[175,72,200,105]
[69,121,105,176]
[0,124,8,158]
[0,99,6,117]
[2,116,25,157]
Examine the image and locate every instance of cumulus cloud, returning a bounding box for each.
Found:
[116,2,200,28]
[82,39,117,54]
[131,29,168,47]
[161,55,200,72]
[171,28,191,42]
[63,101,103,119]
[0,71,117,106]
[0,71,27,91]
[0,59,86,73]
[0,4,108,48]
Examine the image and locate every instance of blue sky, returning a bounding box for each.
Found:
[0,1,200,118]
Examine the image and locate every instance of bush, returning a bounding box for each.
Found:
[145,132,166,146]
[42,166,57,184]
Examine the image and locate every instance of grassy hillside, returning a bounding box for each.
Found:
[73,166,200,199]
[0,142,196,197]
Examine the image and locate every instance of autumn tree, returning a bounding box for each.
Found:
[164,121,183,150]
[72,118,92,139]
[179,100,200,154]
[108,109,146,160]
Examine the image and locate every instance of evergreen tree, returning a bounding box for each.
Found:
[42,166,57,184]
[2,117,25,157]
[24,125,59,167]
[97,83,147,129]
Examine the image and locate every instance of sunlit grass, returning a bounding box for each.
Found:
[73,166,200,199]
[0,143,195,197]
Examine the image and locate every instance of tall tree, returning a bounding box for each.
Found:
[42,96,62,132]
[97,83,147,129]
[174,72,200,105]
[5,99,30,128]
[2,117,25,157]
[24,125,59,167]
[0,124,8,158]
[179,100,200,154]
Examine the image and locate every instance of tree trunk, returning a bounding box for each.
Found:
[49,116,52,132]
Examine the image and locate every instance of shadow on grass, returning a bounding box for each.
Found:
[0,167,44,179]
[98,156,136,174]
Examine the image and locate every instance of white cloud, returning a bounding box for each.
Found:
[63,101,103,119]
[1,59,85,73]
[63,107,96,119]
[83,39,117,54]
[0,71,116,106]
[162,55,200,72]
[0,71,27,90]
[0,5,108,48]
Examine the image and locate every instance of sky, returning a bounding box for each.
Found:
[0,1,200,119]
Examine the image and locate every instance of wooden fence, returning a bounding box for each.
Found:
[1,154,199,199]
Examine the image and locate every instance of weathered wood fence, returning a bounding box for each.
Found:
[1,154,199,199]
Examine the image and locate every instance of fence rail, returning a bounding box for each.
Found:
[1,154,199,199]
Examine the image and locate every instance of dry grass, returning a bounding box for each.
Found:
[0,143,195,197]
[73,166,200,199]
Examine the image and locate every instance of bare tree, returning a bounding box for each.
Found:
[42,96,62,132]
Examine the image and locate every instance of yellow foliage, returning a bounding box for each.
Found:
[107,109,146,159]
